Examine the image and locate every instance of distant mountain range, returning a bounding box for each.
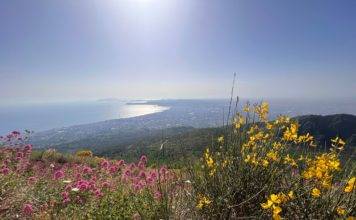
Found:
[297,114,356,147]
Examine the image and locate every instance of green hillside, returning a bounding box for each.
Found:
[94,114,356,165]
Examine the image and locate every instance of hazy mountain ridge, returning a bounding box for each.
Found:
[296,114,356,146]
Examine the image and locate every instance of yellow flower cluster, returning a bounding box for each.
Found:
[204,148,216,176]
[311,188,321,197]
[331,136,346,150]
[233,113,245,129]
[243,127,270,151]
[282,122,316,145]
[261,191,294,220]
[302,153,341,188]
[243,103,251,113]
[217,136,224,144]
[337,206,346,216]
[196,195,212,209]
[75,150,93,158]
[274,115,290,125]
[254,102,269,122]
[297,133,314,144]
[344,177,355,193]
[284,154,297,167]
[282,122,299,142]
[267,151,278,161]
[244,153,258,165]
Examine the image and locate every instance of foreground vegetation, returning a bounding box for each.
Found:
[1,102,355,219]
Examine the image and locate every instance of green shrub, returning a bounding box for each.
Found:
[189,102,356,219]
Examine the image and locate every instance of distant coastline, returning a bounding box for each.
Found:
[0,100,171,134]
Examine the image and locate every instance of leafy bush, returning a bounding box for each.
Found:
[189,102,355,219]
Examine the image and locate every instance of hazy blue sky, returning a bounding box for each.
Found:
[1,0,355,103]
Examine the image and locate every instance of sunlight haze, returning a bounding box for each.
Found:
[1,0,356,103]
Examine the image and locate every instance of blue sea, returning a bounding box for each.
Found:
[0,98,355,135]
[0,100,169,134]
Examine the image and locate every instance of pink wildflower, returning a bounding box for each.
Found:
[100,160,109,169]
[133,183,141,191]
[139,171,146,179]
[16,151,24,158]
[77,180,89,191]
[61,191,69,203]
[150,171,158,180]
[102,181,110,188]
[159,166,168,175]
[116,159,125,167]
[83,166,92,174]
[109,165,118,174]
[24,144,32,152]
[140,155,148,164]
[54,170,65,180]
[0,167,10,175]
[154,191,162,200]
[75,172,82,180]
[22,203,33,216]
[94,188,103,198]
[138,161,145,170]
[146,176,154,184]
[129,163,136,170]
[124,169,131,177]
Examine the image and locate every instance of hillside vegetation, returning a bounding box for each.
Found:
[95,114,356,164]
[0,102,355,219]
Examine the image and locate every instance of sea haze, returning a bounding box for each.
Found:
[0,101,169,134]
